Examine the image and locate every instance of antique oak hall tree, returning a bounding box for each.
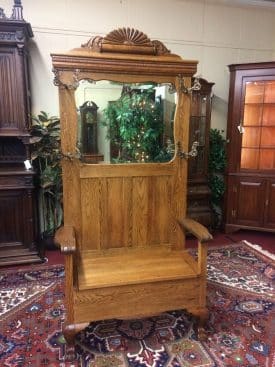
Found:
[52,28,212,344]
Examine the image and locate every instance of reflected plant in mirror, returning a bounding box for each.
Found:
[75,80,176,164]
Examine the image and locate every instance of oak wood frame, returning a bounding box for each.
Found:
[52,28,212,344]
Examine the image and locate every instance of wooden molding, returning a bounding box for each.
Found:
[82,27,170,55]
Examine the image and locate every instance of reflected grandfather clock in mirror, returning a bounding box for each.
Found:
[79,101,104,163]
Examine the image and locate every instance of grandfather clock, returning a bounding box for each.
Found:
[0,1,41,266]
[79,100,104,163]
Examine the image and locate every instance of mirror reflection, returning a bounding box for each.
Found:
[75,80,176,164]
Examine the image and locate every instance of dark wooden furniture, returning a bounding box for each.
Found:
[52,27,212,345]
[225,62,275,233]
[187,78,214,227]
[0,1,41,266]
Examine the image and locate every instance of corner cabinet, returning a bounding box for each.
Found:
[0,1,41,266]
[187,78,214,228]
[225,62,275,233]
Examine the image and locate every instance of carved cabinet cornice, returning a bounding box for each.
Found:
[0,2,33,136]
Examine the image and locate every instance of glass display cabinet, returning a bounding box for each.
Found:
[187,78,214,228]
[225,62,275,233]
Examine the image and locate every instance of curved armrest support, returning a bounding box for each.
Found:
[54,226,77,254]
[54,226,76,319]
[178,218,213,243]
[178,218,212,275]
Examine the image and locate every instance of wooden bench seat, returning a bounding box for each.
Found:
[52,29,213,345]
[78,247,198,290]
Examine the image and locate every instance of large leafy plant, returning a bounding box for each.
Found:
[103,87,166,163]
[208,128,226,228]
[30,111,63,237]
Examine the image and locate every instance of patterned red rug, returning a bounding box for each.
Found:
[0,241,274,367]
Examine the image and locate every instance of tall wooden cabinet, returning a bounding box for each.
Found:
[225,62,275,233]
[0,1,41,265]
[187,78,214,228]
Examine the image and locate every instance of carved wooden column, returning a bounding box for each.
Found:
[0,1,42,266]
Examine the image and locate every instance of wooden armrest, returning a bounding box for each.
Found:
[178,218,213,243]
[54,226,77,254]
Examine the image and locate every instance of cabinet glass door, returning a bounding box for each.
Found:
[241,80,275,170]
[189,93,207,176]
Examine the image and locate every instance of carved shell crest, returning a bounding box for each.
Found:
[104,28,151,46]
[82,27,170,55]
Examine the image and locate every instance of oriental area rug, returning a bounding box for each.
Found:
[0,241,274,367]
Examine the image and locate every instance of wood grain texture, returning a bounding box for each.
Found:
[178,218,213,243]
[0,16,41,266]
[54,225,76,254]
[78,248,197,290]
[52,28,211,344]
[73,277,204,324]
[132,177,149,247]
[80,178,100,251]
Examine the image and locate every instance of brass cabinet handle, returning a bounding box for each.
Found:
[237,119,245,134]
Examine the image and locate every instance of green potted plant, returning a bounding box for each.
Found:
[102,86,168,163]
[208,128,226,228]
[30,111,63,248]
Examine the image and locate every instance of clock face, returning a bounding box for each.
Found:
[86,110,97,124]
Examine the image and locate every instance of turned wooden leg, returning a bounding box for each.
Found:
[63,323,87,362]
[63,324,78,345]
[64,322,89,344]
[192,308,209,341]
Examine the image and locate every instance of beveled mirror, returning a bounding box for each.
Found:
[75,80,176,163]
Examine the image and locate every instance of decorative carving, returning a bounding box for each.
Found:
[168,83,176,94]
[53,69,67,89]
[151,40,170,55]
[11,0,24,21]
[82,27,170,56]
[15,30,25,42]
[0,32,16,41]
[0,176,33,188]
[53,69,80,90]
[177,141,199,160]
[81,35,103,51]
[104,27,152,46]
[0,8,7,19]
[178,75,201,94]
[0,0,40,267]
